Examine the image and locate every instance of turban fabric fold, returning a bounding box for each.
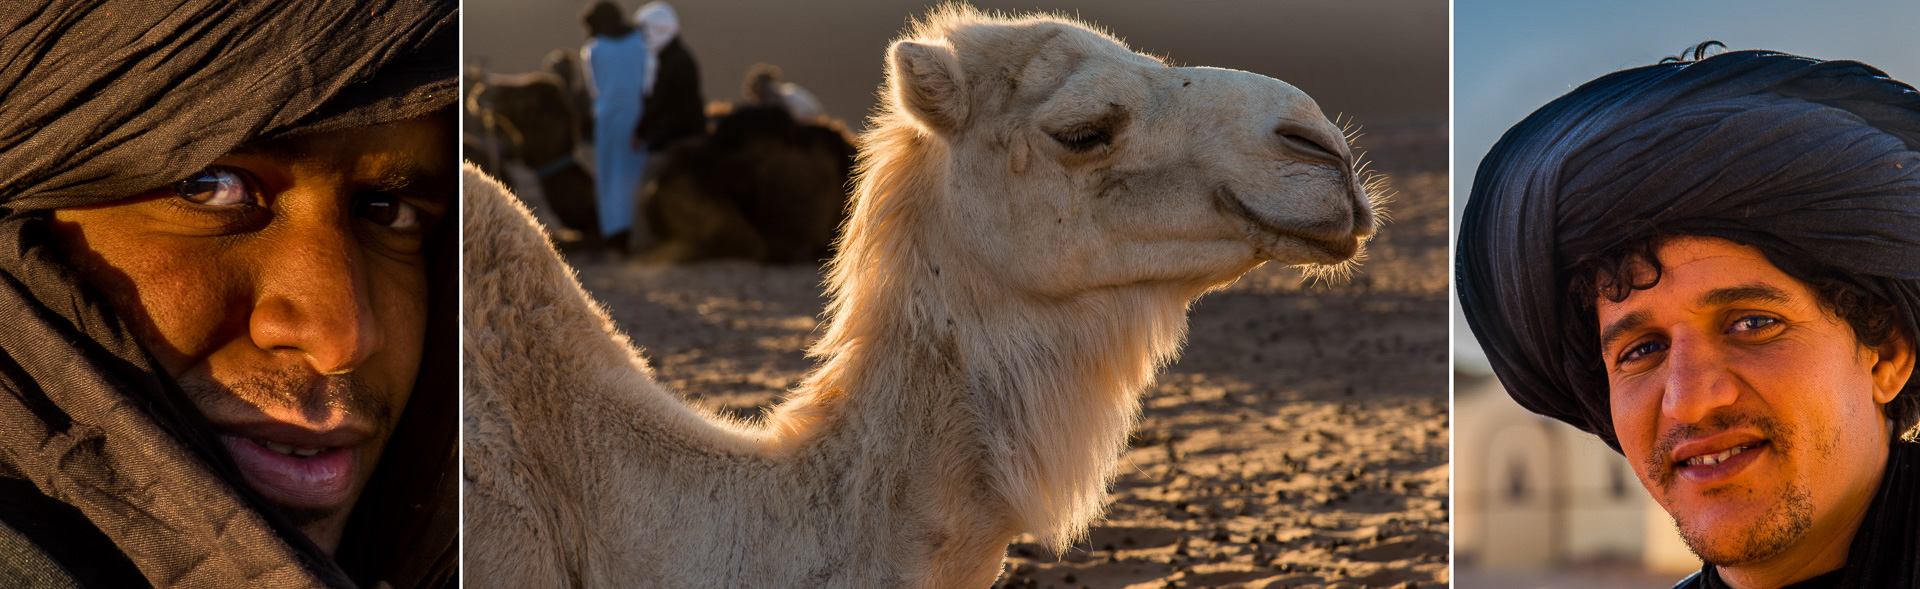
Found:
[0,1,457,587]
[1457,50,1920,589]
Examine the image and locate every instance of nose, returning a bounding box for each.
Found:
[1660,329,1738,424]
[248,207,379,375]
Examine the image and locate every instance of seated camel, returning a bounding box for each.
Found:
[642,102,856,264]
[463,6,1377,587]
[467,71,600,240]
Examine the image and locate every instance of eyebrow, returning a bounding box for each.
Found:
[1598,310,1652,354]
[228,141,453,206]
[1596,283,1795,354]
[1700,283,1792,308]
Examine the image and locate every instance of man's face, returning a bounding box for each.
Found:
[1598,236,1912,580]
[49,114,453,555]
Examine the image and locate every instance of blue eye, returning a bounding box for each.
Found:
[1730,315,1779,332]
[1621,340,1667,363]
[172,166,255,206]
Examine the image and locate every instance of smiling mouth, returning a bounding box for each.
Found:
[1681,442,1761,468]
[1662,437,1774,488]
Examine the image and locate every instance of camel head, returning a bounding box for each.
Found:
[866,8,1376,298]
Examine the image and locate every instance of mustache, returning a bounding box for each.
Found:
[1643,411,1794,489]
[178,365,396,429]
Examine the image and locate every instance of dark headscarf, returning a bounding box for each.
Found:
[581,1,633,39]
[1457,50,1920,588]
[0,1,457,588]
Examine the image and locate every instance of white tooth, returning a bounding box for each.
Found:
[1686,445,1753,467]
[257,440,296,456]
[291,447,322,458]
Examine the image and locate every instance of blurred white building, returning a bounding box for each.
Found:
[1454,368,1700,575]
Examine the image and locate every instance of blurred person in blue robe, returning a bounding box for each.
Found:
[581,1,648,248]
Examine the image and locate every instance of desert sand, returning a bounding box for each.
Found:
[555,123,1450,589]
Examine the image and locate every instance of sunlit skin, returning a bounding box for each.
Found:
[1598,236,1914,589]
[47,114,453,555]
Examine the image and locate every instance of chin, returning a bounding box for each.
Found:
[282,500,356,555]
[1670,482,1814,566]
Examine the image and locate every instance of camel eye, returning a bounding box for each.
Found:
[1050,126,1112,153]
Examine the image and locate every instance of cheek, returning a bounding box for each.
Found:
[55,222,246,373]
[964,154,1087,277]
[363,256,429,410]
[1095,171,1218,238]
[1736,338,1872,427]
[1809,349,1882,439]
[1609,381,1663,476]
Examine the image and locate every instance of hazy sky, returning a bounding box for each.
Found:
[1452,0,1920,370]
[465,0,1447,131]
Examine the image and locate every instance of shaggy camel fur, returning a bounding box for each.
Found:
[464,6,1376,587]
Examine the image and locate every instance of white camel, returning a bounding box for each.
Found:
[462,6,1377,587]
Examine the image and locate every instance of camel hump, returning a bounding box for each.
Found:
[461,163,587,343]
[462,163,550,272]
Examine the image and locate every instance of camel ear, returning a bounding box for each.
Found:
[891,41,967,133]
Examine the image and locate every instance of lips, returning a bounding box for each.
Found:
[217,424,367,509]
[1669,435,1770,485]
[1684,443,1756,467]
[1215,185,1366,264]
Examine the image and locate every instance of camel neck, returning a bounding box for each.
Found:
[786,253,1193,552]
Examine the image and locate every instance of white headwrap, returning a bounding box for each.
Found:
[635,2,679,54]
[634,1,679,95]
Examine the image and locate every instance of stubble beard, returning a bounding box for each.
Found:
[1674,481,1815,567]
[1645,412,1815,567]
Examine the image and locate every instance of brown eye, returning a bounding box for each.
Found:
[172,166,256,206]
[355,193,421,230]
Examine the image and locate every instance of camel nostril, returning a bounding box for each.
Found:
[1275,131,1337,160]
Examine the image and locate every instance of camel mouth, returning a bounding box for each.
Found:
[1215,186,1366,265]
